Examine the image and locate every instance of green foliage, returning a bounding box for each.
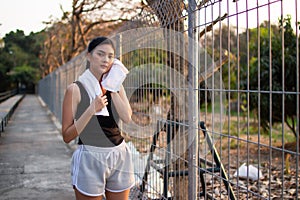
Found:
[0,30,45,92]
[123,48,167,68]
[240,16,299,137]
[9,65,40,86]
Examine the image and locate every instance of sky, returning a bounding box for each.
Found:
[0,0,71,37]
[200,0,299,32]
[0,0,298,38]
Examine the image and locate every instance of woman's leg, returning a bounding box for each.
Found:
[74,187,103,200]
[105,189,131,200]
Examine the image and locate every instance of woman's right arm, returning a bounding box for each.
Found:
[62,83,83,143]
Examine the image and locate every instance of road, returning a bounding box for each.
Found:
[0,95,74,200]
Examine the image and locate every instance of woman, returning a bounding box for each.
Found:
[62,36,134,200]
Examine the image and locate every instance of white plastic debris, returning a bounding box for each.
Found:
[126,142,172,198]
[234,163,263,181]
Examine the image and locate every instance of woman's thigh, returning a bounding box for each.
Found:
[74,188,103,200]
[105,189,130,200]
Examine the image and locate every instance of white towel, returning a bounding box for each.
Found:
[78,69,109,116]
[101,59,129,92]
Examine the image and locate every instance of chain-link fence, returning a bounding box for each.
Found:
[38,0,299,199]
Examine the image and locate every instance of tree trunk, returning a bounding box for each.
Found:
[146,1,189,199]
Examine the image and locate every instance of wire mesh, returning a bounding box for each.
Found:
[38,0,299,199]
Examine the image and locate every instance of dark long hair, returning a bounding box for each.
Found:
[87,36,115,53]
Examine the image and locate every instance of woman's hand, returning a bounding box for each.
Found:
[89,95,108,114]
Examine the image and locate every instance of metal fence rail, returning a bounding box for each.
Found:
[0,89,18,103]
[38,0,299,199]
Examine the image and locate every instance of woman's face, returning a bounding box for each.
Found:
[88,43,115,80]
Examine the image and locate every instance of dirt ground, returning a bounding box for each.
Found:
[202,136,300,199]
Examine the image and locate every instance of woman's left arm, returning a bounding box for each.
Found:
[111,85,132,123]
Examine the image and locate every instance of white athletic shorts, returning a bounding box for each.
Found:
[71,140,135,196]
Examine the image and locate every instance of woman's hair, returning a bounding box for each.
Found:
[85,36,115,69]
[87,36,115,53]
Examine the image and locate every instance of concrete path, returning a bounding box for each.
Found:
[0,95,75,200]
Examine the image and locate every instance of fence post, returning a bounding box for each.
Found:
[115,34,121,59]
[188,0,199,199]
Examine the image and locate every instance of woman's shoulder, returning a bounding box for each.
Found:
[66,82,80,92]
[65,82,81,100]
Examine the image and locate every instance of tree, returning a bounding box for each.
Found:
[40,0,142,76]
[9,65,39,92]
[142,1,232,199]
[242,16,299,138]
[0,30,44,92]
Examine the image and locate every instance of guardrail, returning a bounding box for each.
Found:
[0,89,18,103]
[0,94,24,134]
